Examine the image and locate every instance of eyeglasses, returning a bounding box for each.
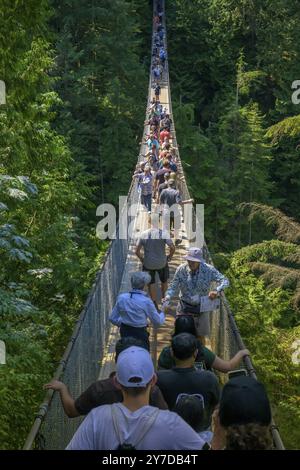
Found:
[175,393,205,409]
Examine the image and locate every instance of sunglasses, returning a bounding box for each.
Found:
[175,393,205,409]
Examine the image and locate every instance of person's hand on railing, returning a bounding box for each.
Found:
[44,380,66,392]
[208,290,218,300]
[238,349,251,360]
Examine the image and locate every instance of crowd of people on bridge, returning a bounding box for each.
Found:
[44,0,274,451]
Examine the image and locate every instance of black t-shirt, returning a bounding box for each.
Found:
[75,374,168,415]
[157,367,220,430]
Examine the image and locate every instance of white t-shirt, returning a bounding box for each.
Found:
[66,403,204,450]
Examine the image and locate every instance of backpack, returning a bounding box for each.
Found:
[111,404,160,450]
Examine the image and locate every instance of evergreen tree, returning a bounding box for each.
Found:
[51,0,148,207]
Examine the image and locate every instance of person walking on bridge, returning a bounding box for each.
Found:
[109,272,165,350]
[133,164,153,214]
[159,179,193,245]
[162,247,229,344]
[135,214,175,308]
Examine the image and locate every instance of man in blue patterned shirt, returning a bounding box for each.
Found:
[162,247,229,341]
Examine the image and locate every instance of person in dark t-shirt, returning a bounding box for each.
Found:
[157,333,220,430]
[44,337,168,417]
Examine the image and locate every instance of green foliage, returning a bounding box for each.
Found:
[51,0,149,207]
[266,115,300,143]
[222,206,300,448]
[237,204,300,315]
[167,0,300,243]
[225,253,300,449]
[0,328,51,449]
[0,0,149,449]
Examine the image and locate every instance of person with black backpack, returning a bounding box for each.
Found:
[157,333,220,432]
[66,346,205,450]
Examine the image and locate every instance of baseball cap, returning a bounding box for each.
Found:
[167,178,175,186]
[116,346,155,387]
[219,376,272,427]
[184,247,204,263]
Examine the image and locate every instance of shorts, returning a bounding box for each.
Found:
[120,324,150,351]
[176,305,210,337]
[162,210,181,231]
[143,263,169,284]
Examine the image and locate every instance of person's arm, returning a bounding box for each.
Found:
[181,198,194,204]
[146,298,165,327]
[43,381,80,418]
[212,349,250,373]
[209,266,230,294]
[163,265,182,302]
[159,190,164,205]
[169,414,206,450]
[135,240,144,264]
[167,242,175,261]
[109,299,122,326]
[210,407,225,450]
[66,412,96,450]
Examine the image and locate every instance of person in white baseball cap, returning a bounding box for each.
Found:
[66,346,205,450]
[162,247,229,344]
[116,346,155,387]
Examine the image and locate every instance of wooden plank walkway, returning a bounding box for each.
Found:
[98,81,191,378]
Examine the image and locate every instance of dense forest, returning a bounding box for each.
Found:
[0,0,151,448]
[0,0,299,450]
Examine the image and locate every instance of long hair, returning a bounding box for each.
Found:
[225,423,273,450]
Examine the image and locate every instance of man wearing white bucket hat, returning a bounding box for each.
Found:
[162,247,229,343]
